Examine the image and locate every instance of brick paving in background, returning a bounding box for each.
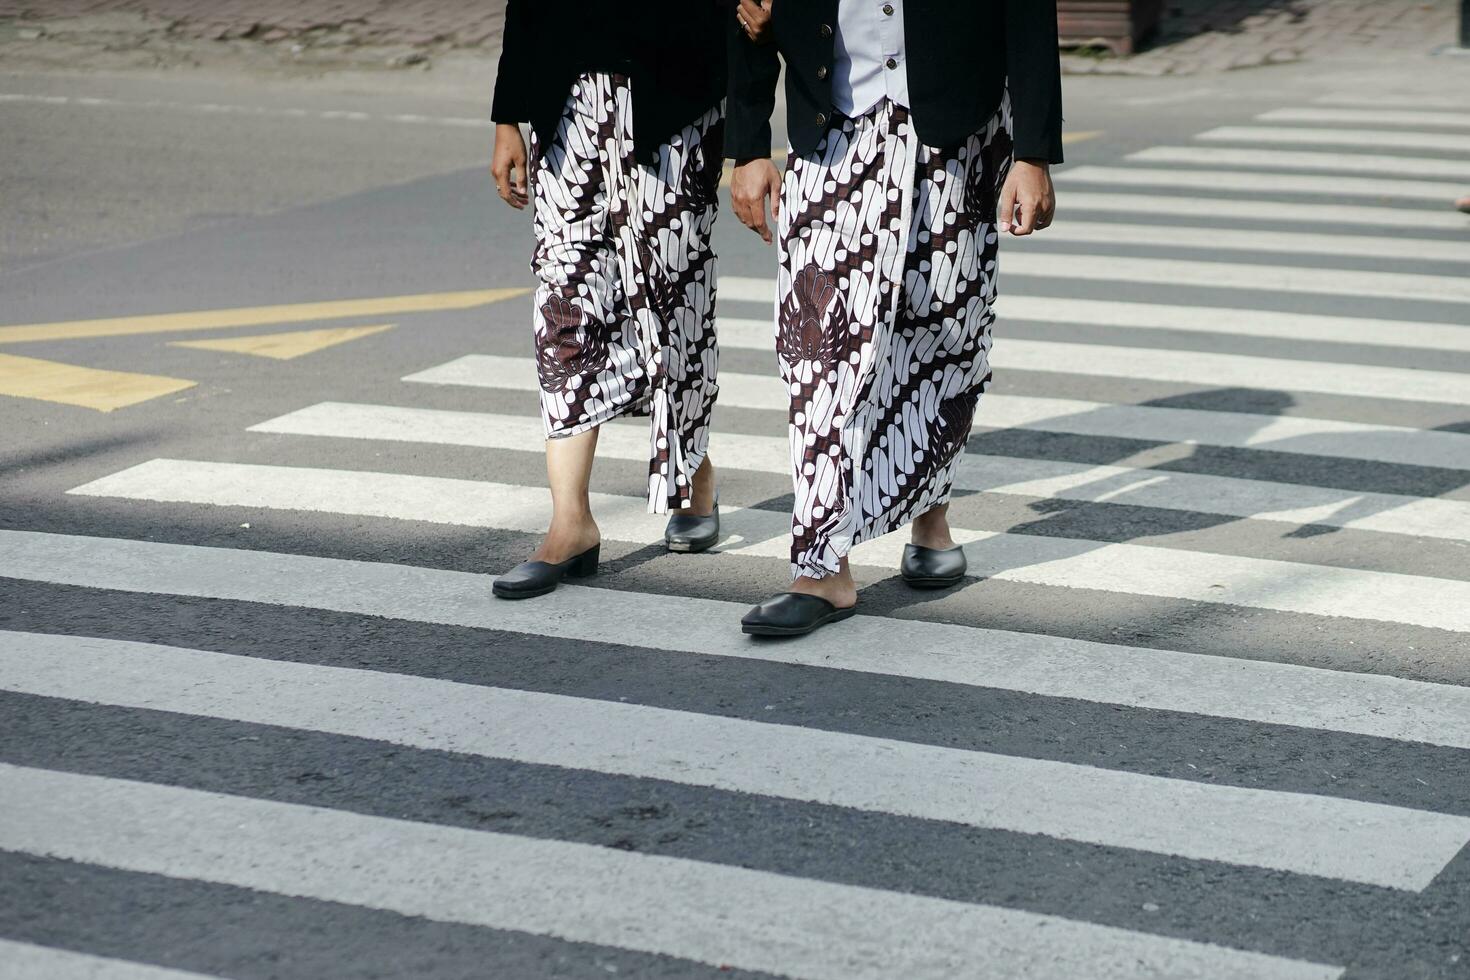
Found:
[0,0,1460,74]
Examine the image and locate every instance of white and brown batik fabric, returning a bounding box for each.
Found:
[529,72,723,513]
[776,94,1014,579]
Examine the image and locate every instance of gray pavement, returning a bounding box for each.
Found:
[2,22,1470,980]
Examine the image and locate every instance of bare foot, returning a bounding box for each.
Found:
[689,458,717,517]
[530,516,601,564]
[1458,195,1470,215]
[788,559,858,609]
[910,504,958,550]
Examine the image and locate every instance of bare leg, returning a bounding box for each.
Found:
[788,558,858,609]
[688,457,718,516]
[910,502,957,550]
[530,428,602,563]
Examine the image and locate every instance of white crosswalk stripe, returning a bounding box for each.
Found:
[793,299,1470,354]
[10,631,1466,888]
[1008,219,1470,264]
[1314,94,1470,111]
[0,764,1345,980]
[1057,190,1470,230]
[1196,126,1470,155]
[398,358,1470,470]
[64,459,1470,632]
[1056,165,1464,202]
[13,101,1470,976]
[1258,107,1470,129]
[7,529,1470,749]
[0,940,223,980]
[425,334,1470,408]
[1129,146,1470,181]
[242,408,1470,542]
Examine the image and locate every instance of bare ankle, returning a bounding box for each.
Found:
[689,458,718,516]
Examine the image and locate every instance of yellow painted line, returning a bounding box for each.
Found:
[0,353,195,412]
[1063,131,1103,146]
[171,324,395,360]
[0,288,530,345]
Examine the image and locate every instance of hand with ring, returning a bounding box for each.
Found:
[736,0,773,44]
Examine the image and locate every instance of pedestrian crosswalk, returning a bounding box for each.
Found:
[5,94,1470,978]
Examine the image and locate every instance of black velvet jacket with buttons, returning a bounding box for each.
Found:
[492,1,728,166]
[726,0,1064,164]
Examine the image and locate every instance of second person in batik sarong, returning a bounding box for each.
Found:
[727,0,1064,636]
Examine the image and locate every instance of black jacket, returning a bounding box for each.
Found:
[727,0,1063,163]
[492,1,728,165]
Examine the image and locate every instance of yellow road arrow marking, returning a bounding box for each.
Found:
[1063,131,1104,146]
[0,353,195,412]
[0,287,530,345]
[171,324,395,360]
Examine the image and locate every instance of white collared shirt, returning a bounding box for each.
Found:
[832,0,910,117]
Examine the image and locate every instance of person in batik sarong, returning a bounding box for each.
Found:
[726,0,1064,636]
[488,1,733,599]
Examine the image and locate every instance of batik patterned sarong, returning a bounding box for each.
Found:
[776,95,1013,578]
[530,72,723,513]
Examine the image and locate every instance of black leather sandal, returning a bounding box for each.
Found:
[492,544,600,600]
[665,498,720,553]
[741,592,856,637]
[900,543,967,589]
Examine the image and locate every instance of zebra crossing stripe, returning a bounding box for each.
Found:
[0,764,1346,980]
[993,338,1470,407]
[0,940,222,980]
[5,528,1470,749]
[1129,147,1470,182]
[1314,94,1470,111]
[247,406,1470,543]
[1196,126,1470,155]
[988,299,1470,354]
[59,460,1470,633]
[1056,166,1463,203]
[1056,191,1470,231]
[4,631,1466,891]
[1000,253,1470,306]
[1258,107,1470,130]
[1007,220,1470,265]
[399,359,1470,471]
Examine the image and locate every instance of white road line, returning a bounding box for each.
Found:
[1196,126,1470,155]
[6,529,1470,750]
[1053,191,1470,231]
[6,631,1465,893]
[1057,166,1464,203]
[1314,94,1470,111]
[1010,219,1470,265]
[0,764,1345,980]
[479,304,1470,408]
[68,459,788,550]
[993,338,1470,407]
[0,940,221,980]
[66,460,1470,633]
[249,404,1470,543]
[1130,147,1470,182]
[1259,107,1470,130]
[998,252,1470,305]
[278,392,1470,475]
[0,92,491,129]
[868,299,1470,355]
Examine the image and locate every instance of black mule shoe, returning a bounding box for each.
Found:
[741,592,856,637]
[665,498,720,553]
[492,544,600,600]
[900,543,967,589]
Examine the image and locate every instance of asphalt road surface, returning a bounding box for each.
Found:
[2,47,1470,980]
